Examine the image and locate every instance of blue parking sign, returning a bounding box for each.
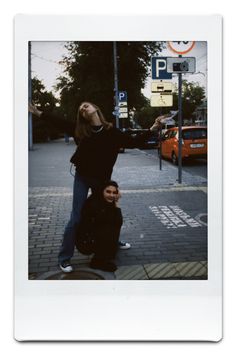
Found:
[151,57,172,80]
[118,91,127,102]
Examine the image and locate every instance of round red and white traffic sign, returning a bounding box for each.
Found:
[167,41,195,55]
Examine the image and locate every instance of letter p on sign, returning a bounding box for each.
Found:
[156,59,166,77]
[151,57,172,80]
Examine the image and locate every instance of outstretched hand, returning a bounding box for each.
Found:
[28,103,42,118]
[150,115,167,131]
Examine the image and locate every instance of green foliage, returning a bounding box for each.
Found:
[32,77,57,111]
[31,77,58,142]
[55,41,163,122]
[181,80,206,119]
[135,105,161,128]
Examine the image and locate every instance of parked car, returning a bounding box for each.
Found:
[160,126,207,164]
[123,129,159,149]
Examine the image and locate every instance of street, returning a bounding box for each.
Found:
[29,139,207,279]
[141,148,207,179]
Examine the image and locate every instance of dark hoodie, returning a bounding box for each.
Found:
[77,194,123,260]
[41,112,152,181]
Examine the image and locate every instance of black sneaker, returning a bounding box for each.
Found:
[118,241,131,250]
[59,261,73,273]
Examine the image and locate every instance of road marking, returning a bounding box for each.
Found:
[122,186,207,194]
[29,185,207,198]
[149,205,203,229]
[195,213,208,226]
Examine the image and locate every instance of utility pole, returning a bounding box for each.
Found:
[113,41,119,129]
[28,41,33,150]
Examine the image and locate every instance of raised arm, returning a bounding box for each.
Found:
[151,115,170,130]
[28,103,75,137]
[115,115,164,149]
[29,103,43,118]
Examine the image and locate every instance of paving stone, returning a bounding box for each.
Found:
[28,141,207,276]
[144,262,179,279]
[115,265,148,280]
[175,261,207,277]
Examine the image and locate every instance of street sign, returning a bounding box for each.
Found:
[118,101,127,107]
[150,94,173,107]
[167,41,195,55]
[151,57,172,80]
[119,113,128,118]
[167,57,196,73]
[118,91,127,102]
[119,107,128,113]
[151,81,173,93]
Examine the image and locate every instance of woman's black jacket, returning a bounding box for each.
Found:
[76,195,123,259]
[41,112,153,181]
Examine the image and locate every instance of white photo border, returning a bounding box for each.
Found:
[14,14,222,341]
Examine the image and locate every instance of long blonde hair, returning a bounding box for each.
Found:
[75,102,113,140]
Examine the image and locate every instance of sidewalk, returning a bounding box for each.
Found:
[29,139,207,280]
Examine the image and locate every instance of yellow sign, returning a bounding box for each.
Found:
[150,94,173,107]
[151,81,173,93]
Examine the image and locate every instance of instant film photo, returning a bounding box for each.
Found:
[14,15,222,341]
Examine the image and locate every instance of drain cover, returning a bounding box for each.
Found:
[199,214,207,224]
[36,268,115,280]
[47,270,104,280]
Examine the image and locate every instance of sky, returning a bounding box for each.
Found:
[31,41,207,99]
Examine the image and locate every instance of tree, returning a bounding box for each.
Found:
[31,77,58,141]
[32,77,57,111]
[181,80,206,120]
[55,41,163,123]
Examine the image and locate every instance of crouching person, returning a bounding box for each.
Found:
[76,181,123,272]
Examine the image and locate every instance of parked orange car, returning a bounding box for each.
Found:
[160,126,207,164]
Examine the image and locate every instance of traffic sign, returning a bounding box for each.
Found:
[119,107,128,113]
[151,57,172,80]
[118,91,127,102]
[167,57,196,73]
[167,41,195,55]
[119,113,128,118]
[151,81,173,93]
[118,101,127,107]
[150,94,173,107]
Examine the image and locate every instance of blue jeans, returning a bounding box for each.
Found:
[58,173,101,264]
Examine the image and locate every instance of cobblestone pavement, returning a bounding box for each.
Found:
[29,139,207,279]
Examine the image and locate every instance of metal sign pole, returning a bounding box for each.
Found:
[28,41,33,151]
[113,41,119,129]
[159,128,162,170]
[178,69,183,184]
[159,105,162,170]
[166,43,196,184]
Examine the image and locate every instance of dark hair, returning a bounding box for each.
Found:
[101,180,119,192]
[75,101,112,140]
[91,180,119,202]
